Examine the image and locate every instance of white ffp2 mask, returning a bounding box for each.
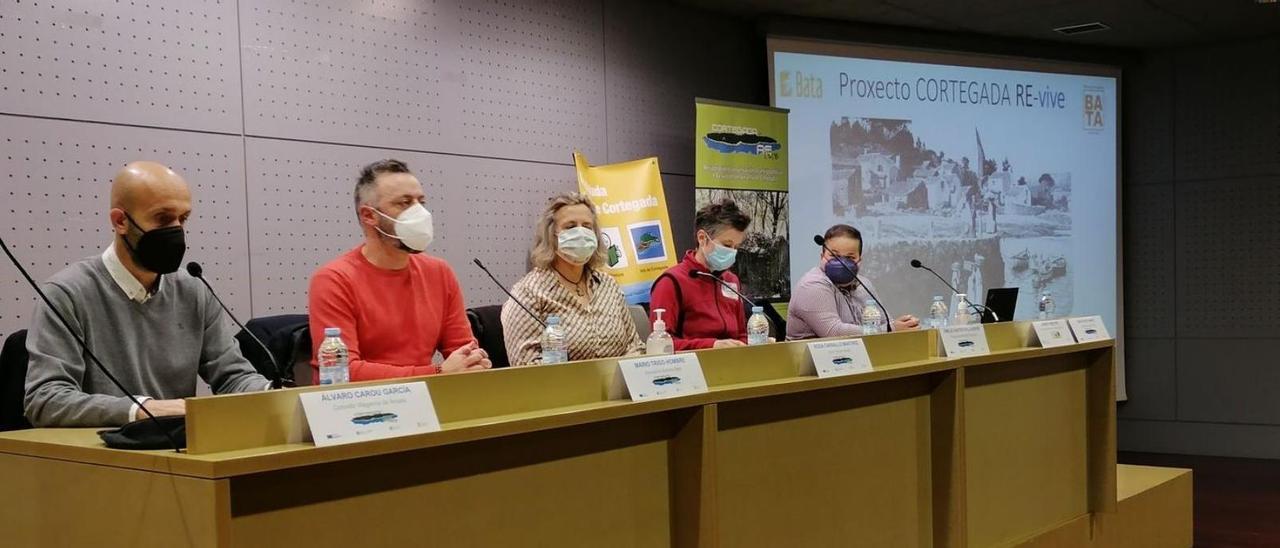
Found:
[372,203,434,252]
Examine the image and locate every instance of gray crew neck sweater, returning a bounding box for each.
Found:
[24,255,269,427]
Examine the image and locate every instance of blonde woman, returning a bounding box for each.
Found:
[500,193,644,365]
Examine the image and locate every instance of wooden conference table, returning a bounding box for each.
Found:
[0,321,1190,547]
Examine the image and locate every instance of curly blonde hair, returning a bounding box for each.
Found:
[530,192,606,270]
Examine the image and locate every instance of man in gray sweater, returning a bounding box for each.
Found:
[24,161,270,427]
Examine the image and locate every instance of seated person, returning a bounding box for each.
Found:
[501,193,643,365]
[308,159,491,381]
[24,161,271,427]
[787,224,920,340]
[648,200,752,350]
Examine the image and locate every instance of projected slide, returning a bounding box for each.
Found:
[772,45,1118,330]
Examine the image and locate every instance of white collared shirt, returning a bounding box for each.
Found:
[101,243,159,304]
[101,243,157,419]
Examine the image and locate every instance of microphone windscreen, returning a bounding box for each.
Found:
[185,262,203,278]
[909,259,922,268]
[812,234,824,246]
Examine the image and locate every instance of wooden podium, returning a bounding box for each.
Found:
[0,322,1190,547]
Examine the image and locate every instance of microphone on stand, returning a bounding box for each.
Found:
[812,235,893,332]
[186,262,289,389]
[908,259,998,321]
[690,270,757,308]
[473,258,545,328]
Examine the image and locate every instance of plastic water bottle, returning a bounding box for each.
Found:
[861,299,883,335]
[317,327,349,385]
[1038,292,1055,320]
[747,306,770,345]
[928,295,949,329]
[541,314,568,364]
[951,293,973,325]
[646,308,674,355]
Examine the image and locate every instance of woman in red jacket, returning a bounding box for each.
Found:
[648,200,752,350]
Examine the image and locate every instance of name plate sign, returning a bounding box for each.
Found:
[1031,319,1077,348]
[617,354,708,401]
[939,324,991,357]
[300,382,441,447]
[806,339,874,377]
[1068,315,1111,342]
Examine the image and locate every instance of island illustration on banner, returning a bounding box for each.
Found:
[626,221,669,264]
[702,130,783,156]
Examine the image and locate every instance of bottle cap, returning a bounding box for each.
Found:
[752,306,763,313]
[324,327,341,337]
[546,314,560,325]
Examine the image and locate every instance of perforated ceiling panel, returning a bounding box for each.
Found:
[0,114,251,339]
[451,0,606,163]
[603,0,762,173]
[0,0,242,133]
[240,0,452,151]
[245,137,448,315]
[1175,177,1280,339]
[441,155,577,307]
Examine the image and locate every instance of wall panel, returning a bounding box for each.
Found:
[0,0,242,132]
[0,115,250,338]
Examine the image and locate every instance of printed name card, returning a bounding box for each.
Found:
[806,339,874,378]
[939,324,991,357]
[299,382,441,447]
[1068,315,1111,342]
[1031,319,1077,348]
[617,354,709,401]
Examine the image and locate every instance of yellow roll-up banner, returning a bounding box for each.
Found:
[573,152,678,304]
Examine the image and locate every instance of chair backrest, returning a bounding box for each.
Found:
[290,324,313,386]
[0,330,32,431]
[628,305,651,341]
[236,314,310,386]
[467,305,509,368]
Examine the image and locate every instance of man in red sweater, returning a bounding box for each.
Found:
[308,159,491,382]
[648,200,752,350]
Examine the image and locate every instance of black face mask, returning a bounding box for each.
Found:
[122,212,186,274]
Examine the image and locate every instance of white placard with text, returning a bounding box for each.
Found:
[939,324,991,357]
[618,354,708,401]
[299,382,441,447]
[1031,319,1077,348]
[1068,315,1111,342]
[806,339,874,377]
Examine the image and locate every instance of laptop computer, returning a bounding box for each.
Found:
[981,287,1019,323]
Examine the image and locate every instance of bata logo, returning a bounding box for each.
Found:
[779,70,823,99]
[1083,86,1105,132]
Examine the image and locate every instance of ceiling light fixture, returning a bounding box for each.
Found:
[1052,22,1112,35]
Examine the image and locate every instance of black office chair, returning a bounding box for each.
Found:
[290,324,314,386]
[235,314,310,387]
[0,330,32,431]
[466,305,510,368]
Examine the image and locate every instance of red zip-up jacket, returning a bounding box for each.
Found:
[647,250,747,350]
